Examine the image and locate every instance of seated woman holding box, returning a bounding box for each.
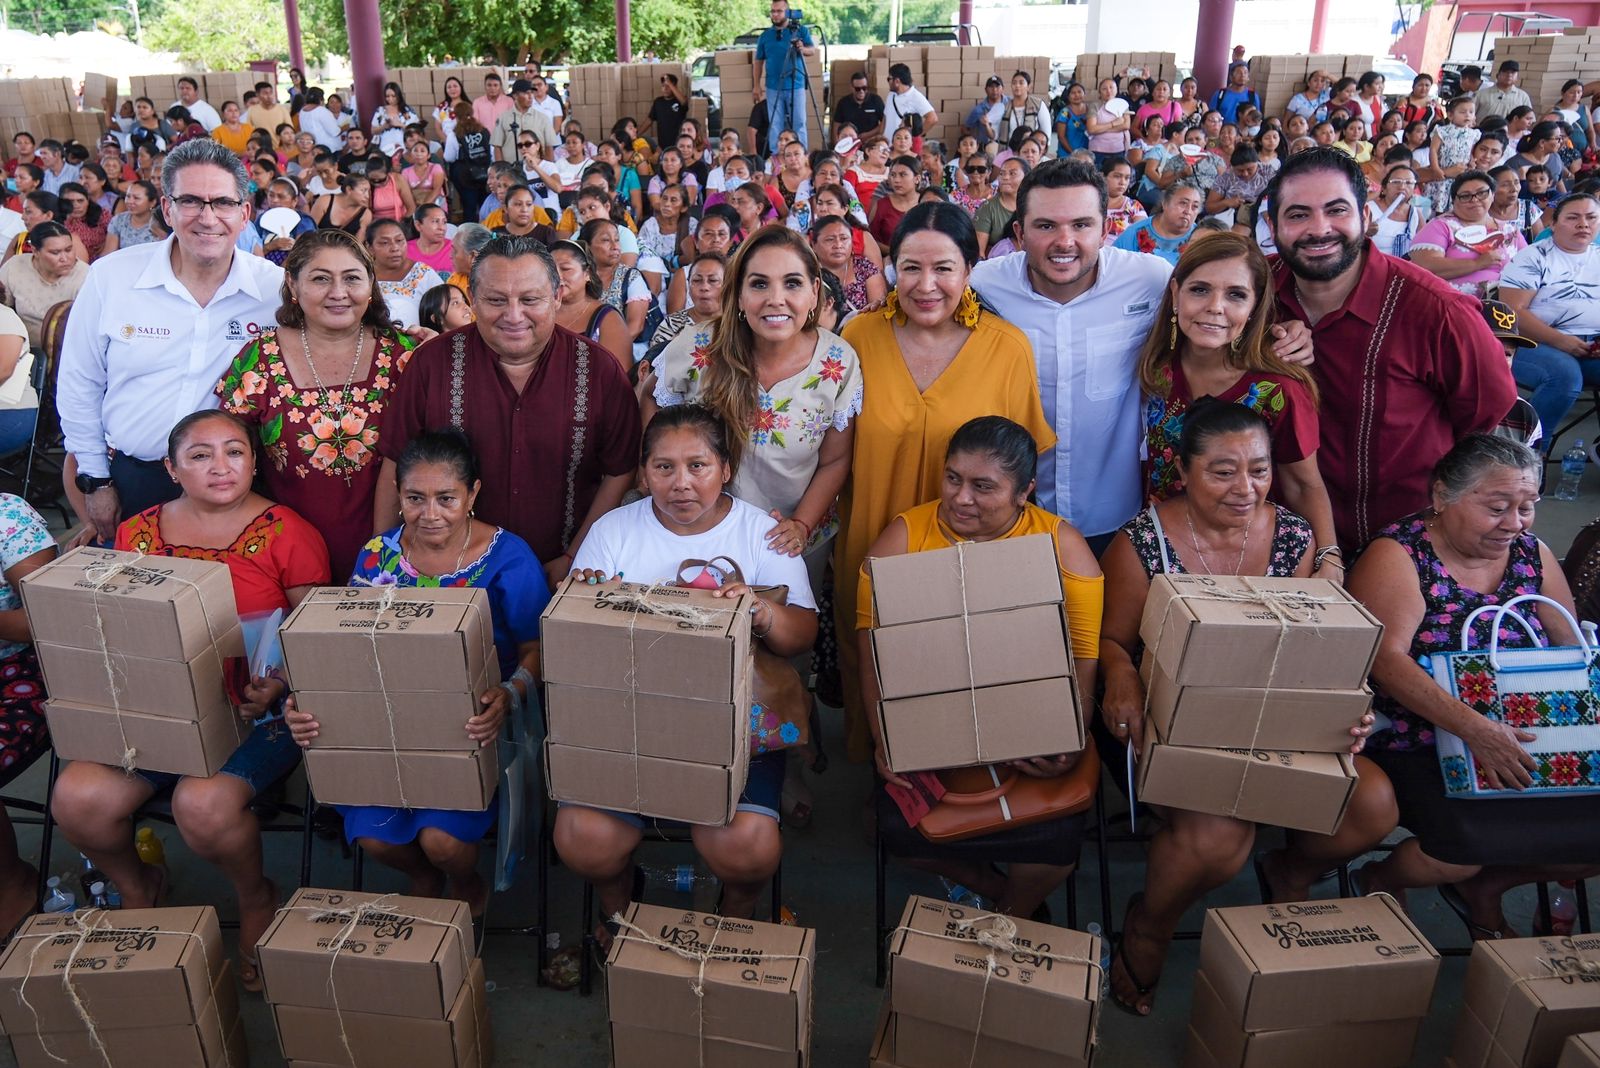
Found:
[51,409,331,991]
[553,405,817,935]
[1347,433,1600,940]
[285,428,549,918]
[858,416,1103,919]
[1098,399,1395,1017]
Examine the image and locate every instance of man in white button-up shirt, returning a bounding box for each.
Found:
[58,137,282,541]
[972,159,1312,549]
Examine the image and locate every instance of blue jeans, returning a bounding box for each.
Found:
[0,408,33,456]
[1512,341,1600,451]
[766,87,809,154]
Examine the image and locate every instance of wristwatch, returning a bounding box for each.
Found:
[74,473,114,494]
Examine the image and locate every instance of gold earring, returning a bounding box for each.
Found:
[1230,335,1242,354]
[1168,313,1178,350]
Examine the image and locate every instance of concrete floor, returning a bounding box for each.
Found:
[0,474,1595,1068]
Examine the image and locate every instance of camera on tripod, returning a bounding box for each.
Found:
[785,7,804,31]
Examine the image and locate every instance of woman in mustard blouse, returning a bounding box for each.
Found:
[857,417,1102,918]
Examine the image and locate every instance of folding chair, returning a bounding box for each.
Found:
[1541,386,1600,465]
[875,747,1100,988]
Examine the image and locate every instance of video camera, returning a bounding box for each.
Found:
[785,7,804,30]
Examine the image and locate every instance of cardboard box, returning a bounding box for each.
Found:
[540,578,754,704]
[1137,736,1357,834]
[1451,935,1600,1068]
[304,745,496,811]
[11,969,242,1068]
[544,682,740,765]
[1199,897,1440,1033]
[870,1009,900,1068]
[886,896,1100,1065]
[295,674,490,751]
[877,675,1082,772]
[1139,575,1382,690]
[36,629,243,723]
[281,586,496,694]
[872,603,1072,700]
[607,903,814,1068]
[892,1016,1092,1068]
[1187,967,1421,1068]
[42,698,249,779]
[0,906,225,1035]
[869,535,1062,627]
[1142,658,1372,753]
[1561,1033,1600,1068]
[21,547,239,663]
[274,957,489,1067]
[545,743,747,825]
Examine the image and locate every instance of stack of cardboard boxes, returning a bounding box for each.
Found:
[22,547,248,778]
[0,78,77,157]
[542,578,755,825]
[866,44,924,101]
[1448,934,1600,1067]
[81,71,117,116]
[259,888,490,1068]
[607,903,815,1066]
[1073,52,1180,87]
[569,63,624,144]
[873,895,1101,1068]
[1496,29,1600,113]
[1135,574,1381,834]
[281,586,500,811]
[0,906,244,1067]
[925,45,1003,139]
[1186,898,1440,1068]
[868,534,1082,773]
[715,50,758,141]
[201,72,257,108]
[1245,54,1380,121]
[1561,1033,1600,1068]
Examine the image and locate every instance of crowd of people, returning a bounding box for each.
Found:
[0,38,1585,1031]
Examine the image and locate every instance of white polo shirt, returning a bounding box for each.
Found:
[58,236,283,477]
[172,97,221,131]
[970,248,1170,538]
[297,104,347,152]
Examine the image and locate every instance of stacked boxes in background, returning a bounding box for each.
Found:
[919,44,999,140]
[202,72,256,108]
[569,63,624,143]
[0,906,244,1068]
[715,50,755,141]
[541,578,754,824]
[1074,52,1180,87]
[259,888,491,1068]
[22,547,248,778]
[1186,897,1440,1068]
[1497,30,1600,111]
[867,43,924,99]
[280,586,500,811]
[868,534,1082,773]
[620,61,690,140]
[0,79,77,156]
[81,71,117,115]
[877,895,1101,1068]
[607,903,814,1066]
[1135,574,1381,834]
[1245,54,1383,121]
[1449,934,1600,1067]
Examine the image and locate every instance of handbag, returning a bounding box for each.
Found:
[917,745,1099,843]
[1421,594,1600,798]
[675,556,811,755]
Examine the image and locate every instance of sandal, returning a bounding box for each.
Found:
[1110,893,1161,1017]
[1439,882,1516,941]
[238,951,263,993]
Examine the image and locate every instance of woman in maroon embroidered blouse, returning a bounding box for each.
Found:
[215,230,416,579]
[1348,433,1600,941]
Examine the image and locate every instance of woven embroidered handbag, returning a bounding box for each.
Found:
[1422,594,1600,798]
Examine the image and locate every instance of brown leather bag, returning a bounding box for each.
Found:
[917,745,1100,843]
[676,557,811,754]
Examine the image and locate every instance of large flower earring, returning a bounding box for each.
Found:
[953,287,981,328]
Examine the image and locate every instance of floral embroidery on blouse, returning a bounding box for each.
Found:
[121,509,288,561]
[217,329,413,480]
[355,527,502,589]
[1142,368,1289,501]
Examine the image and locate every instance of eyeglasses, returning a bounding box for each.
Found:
[965,166,988,175]
[166,194,245,217]
[519,141,537,148]
[1386,178,1417,187]
[1456,189,1492,201]
[853,85,867,93]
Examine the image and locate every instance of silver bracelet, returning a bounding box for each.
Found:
[1313,545,1346,569]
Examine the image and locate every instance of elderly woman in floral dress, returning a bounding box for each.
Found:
[214,229,416,577]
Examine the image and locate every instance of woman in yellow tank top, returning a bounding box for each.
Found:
[856,416,1102,919]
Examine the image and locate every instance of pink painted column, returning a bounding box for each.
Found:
[1193,0,1237,100]
[344,0,386,133]
[1310,0,1331,51]
[959,0,973,45]
[616,0,633,63]
[283,0,306,75]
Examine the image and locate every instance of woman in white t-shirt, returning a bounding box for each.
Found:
[557,405,817,939]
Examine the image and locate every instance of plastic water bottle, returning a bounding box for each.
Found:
[1545,881,1579,936]
[1086,922,1111,994]
[104,881,122,908]
[87,881,109,909]
[671,864,695,894]
[42,877,75,913]
[1555,440,1588,501]
[135,826,166,868]
[938,877,991,911]
[78,854,107,905]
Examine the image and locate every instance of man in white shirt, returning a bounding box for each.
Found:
[1473,61,1533,122]
[172,77,221,131]
[971,158,1312,550]
[296,87,346,152]
[58,137,282,541]
[883,63,938,146]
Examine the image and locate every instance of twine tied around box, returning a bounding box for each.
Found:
[348,581,410,810]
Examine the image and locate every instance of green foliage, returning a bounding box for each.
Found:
[145,0,292,66]
[0,0,164,35]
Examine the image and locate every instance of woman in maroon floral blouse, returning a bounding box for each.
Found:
[215,230,416,578]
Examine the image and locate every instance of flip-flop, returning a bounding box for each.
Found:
[1110,893,1160,1017]
[1438,882,1514,941]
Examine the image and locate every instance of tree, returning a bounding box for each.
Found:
[145,0,289,67]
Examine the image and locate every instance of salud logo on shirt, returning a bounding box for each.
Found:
[223,318,266,343]
[120,323,172,340]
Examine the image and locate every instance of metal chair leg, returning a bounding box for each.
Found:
[874,829,888,988]
[298,780,316,889]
